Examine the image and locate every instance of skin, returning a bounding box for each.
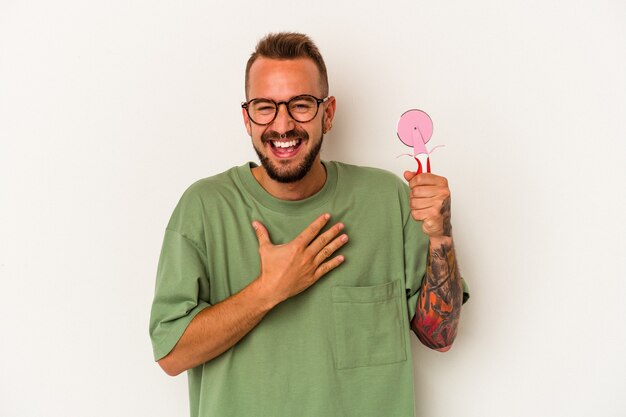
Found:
[243,57,336,201]
[403,171,464,351]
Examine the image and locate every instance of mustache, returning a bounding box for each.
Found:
[261,128,309,143]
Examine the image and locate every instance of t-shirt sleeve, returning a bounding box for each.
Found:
[149,228,212,361]
[403,210,429,321]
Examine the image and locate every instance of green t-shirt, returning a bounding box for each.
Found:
[150,161,468,417]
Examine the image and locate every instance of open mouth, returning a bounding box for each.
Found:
[269,138,303,158]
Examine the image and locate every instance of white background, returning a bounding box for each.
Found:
[1,1,625,416]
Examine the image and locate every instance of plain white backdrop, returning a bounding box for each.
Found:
[1,1,625,416]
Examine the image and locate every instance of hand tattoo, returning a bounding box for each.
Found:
[441,197,452,237]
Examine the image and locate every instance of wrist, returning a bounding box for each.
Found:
[429,235,453,248]
[248,276,283,311]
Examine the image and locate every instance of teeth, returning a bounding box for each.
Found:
[272,139,299,148]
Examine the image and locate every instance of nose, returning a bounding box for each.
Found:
[271,102,295,134]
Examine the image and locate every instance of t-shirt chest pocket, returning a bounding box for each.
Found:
[331,279,407,370]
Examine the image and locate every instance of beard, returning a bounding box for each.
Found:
[253,126,323,184]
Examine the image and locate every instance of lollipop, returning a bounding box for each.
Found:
[396,109,443,174]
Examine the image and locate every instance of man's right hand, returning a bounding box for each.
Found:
[252,213,348,305]
[158,214,348,376]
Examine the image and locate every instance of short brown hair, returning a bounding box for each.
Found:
[245,32,329,99]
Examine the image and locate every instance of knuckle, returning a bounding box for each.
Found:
[294,235,307,247]
[318,263,329,276]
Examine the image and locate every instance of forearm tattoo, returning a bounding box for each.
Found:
[412,198,463,349]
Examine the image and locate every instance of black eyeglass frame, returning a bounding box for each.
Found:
[241,94,329,126]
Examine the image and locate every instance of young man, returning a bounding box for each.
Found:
[150,32,469,417]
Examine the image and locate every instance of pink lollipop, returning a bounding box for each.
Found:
[396,109,443,173]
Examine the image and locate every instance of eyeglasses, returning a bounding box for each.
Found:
[241,94,328,126]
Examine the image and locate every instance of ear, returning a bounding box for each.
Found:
[242,107,252,136]
[323,96,336,132]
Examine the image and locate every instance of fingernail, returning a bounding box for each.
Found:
[324,213,330,220]
[252,221,258,230]
[341,234,348,242]
[337,255,345,262]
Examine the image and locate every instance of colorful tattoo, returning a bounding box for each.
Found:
[412,198,463,349]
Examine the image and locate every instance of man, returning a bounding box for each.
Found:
[150,32,469,417]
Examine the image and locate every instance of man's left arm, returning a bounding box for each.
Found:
[403,171,464,352]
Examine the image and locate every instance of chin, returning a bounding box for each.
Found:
[255,135,323,183]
